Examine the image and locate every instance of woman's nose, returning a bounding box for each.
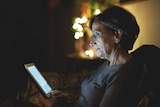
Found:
[89,38,96,46]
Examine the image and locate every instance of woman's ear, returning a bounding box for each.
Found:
[114,30,123,44]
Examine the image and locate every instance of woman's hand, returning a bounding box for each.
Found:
[39,90,68,107]
[39,93,57,107]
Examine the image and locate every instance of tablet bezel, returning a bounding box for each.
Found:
[24,63,53,98]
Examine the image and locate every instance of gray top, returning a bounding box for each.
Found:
[77,59,141,107]
[53,59,142,107]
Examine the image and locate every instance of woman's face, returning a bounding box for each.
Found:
[90,20,116,59]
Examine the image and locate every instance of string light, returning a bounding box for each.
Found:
[85,49,94,58]
[94,9,101,15]
[72,8,99,58]
[74,31,84,39]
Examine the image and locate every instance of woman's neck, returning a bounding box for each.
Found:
[109,49,131,66]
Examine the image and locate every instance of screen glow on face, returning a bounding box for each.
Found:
[28,66,52,94]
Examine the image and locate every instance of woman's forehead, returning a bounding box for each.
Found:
[91,20,107,32]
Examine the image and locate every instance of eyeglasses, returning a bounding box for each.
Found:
[91,31,107,39]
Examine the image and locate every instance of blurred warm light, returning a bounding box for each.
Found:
[73,8,100,58]
[75,16,88,24]
[74,32,80,39]
[74,32,84,39]
[75,17,81,23]
[85,49,94,58]
[94,9,101,15]
[79,32,84,37]
[81,16,88,23]
[77,25,83,31]
[72,23,83,31]
[72,23,79,29]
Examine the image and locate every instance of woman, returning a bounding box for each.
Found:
[39,5,142,107]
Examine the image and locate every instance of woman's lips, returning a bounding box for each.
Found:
[96,48,100,51]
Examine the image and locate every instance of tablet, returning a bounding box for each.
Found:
[24,63,58,98]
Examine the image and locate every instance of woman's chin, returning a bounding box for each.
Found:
[96,53,103,58]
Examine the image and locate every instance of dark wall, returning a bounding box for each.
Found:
[47,0,75,72]
[0,0,49,100]
[0,0,75,100]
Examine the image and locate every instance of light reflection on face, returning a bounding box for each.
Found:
[90,20,116,59]
[92,31,103,40]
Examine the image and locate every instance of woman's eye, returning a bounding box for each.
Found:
[92,31,101,39]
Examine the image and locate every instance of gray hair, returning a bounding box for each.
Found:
[90,6,140,51]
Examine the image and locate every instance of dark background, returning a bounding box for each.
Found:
[0,0,76,101]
